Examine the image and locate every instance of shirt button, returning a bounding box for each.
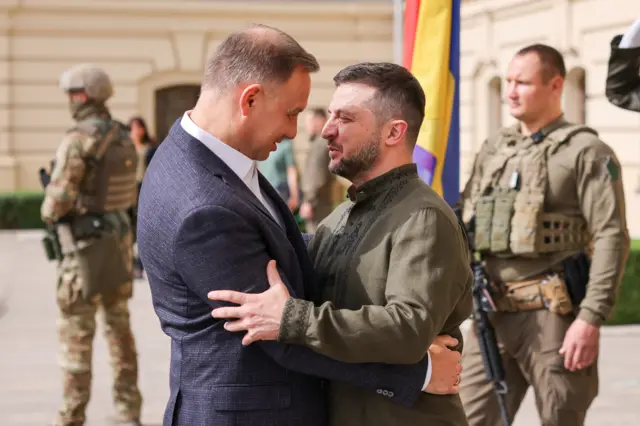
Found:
[388,391,394,398]
[382,390,389,396]
[376,389,383,394]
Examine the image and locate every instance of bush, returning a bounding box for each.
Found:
[0,191,45,230]
[607,240,640,325]
[0,189,638,324]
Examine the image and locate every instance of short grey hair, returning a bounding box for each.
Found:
[202,24,320,92]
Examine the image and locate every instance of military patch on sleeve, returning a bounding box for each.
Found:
[604,156,620,181]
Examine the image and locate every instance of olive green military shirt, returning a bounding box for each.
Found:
[279,164,473,426]
[300,135,334,223]
[461,116,630,326]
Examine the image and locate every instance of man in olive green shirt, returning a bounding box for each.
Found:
[210,62,473,425]
[299,107,335,232]
[258,137,300,210]
[459,44,629,426]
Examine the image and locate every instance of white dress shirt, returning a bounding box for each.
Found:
[181,111,434,391]
[180,111,283,228]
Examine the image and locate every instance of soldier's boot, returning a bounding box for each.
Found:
[103,299,143,423]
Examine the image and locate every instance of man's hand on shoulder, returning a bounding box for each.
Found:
[424,335,462,395]
[208,260,290,345]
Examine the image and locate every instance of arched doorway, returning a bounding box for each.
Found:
[564,68,586,124]
[154,85,201,142]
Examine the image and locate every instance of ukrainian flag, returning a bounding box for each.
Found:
[403,0,460,207]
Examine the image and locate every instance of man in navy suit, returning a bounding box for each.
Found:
[137,24,462,426]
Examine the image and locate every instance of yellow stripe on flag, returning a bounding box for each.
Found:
[411,0,453,197]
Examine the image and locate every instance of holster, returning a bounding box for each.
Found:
[41,226,63,262]
[56,214,132,301]
[562,252,590,306]
[492,273,574,315]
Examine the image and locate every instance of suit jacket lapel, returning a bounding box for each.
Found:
[230,175,282,230]
[258,174,297,232]
[259,173,310,298]
[215,170,283,231]
[169,120,283,230]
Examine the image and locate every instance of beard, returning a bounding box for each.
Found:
[329,132,381,182]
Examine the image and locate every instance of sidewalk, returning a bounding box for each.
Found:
[0,230,638,425]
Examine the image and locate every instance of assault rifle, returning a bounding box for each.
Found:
[38,163,63,262]
[470,256,510,426]
[455,210,510,426]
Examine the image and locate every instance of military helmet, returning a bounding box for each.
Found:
[59,64,113,103]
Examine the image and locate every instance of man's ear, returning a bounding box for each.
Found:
[385,120,408,147]
[239,84,262,116]
[550,75,564,95]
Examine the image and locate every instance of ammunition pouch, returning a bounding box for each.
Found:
[55,213,132,301]
[473,188,589,257]
[510,190,545,254]
[491,273,574,315]
[491,188,517,253]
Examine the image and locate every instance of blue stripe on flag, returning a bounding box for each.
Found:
[442,0,460,207]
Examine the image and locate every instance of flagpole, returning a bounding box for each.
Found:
[392,0,404,65]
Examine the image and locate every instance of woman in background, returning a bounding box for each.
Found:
[128,116,157,279]
[129,116,157,185]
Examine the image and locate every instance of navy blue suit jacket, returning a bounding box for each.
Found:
[137,120,428,426]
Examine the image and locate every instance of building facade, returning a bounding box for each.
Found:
[1,0,639,235]
[459,0,640,237]
[0,0,395,191]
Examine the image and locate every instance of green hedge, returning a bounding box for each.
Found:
[0,190,638,324]
[607,240,640,325]
[0,191,46,230]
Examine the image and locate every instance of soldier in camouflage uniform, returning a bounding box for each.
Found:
[41,64,143,426]
[459,44,629,426]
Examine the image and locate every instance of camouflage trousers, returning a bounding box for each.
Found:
[54,240,142,426]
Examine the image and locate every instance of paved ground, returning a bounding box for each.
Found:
[0,230,639,426]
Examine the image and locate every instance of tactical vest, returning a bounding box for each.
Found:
[74,118,138,214]
[470,123,597,258]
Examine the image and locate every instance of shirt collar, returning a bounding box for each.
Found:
[347,163,419,203]
[514,114,568,144]
[180,111,256,184]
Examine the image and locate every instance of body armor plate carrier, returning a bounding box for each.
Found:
[470,124,597,258]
